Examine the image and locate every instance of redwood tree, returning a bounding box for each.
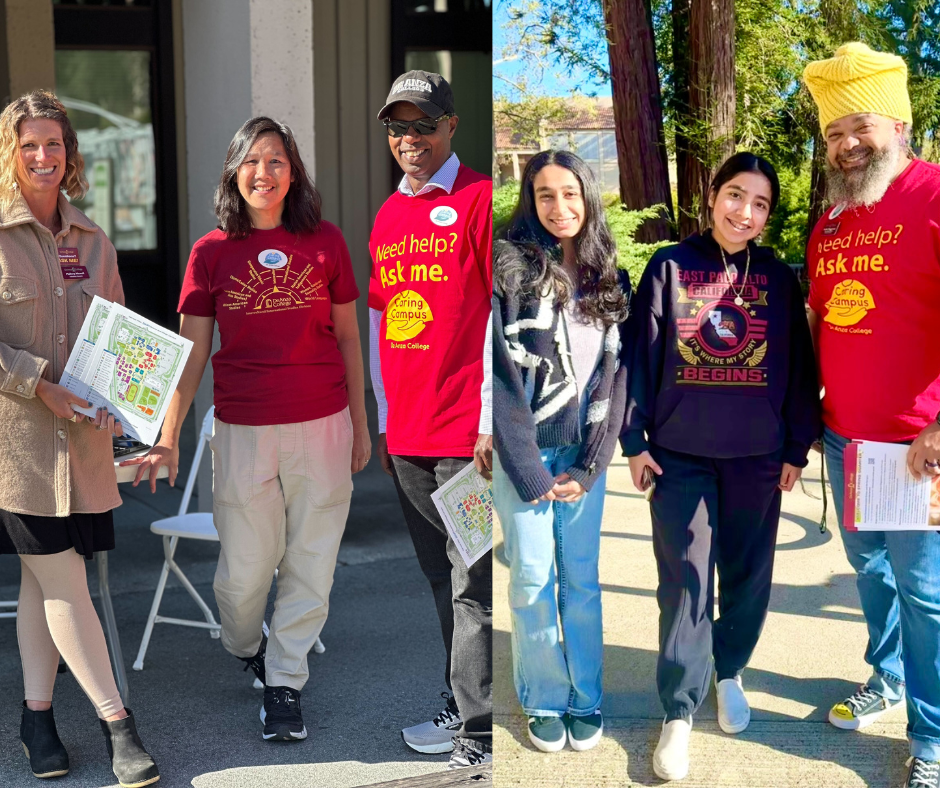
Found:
[672,0,736,237]
[603,0,675,242]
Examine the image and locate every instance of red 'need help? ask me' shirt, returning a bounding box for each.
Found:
[178,222,360,425]
[368,165,493,456]
[808,159,940,441]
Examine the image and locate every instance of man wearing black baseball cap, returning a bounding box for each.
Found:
[368,70,493,769]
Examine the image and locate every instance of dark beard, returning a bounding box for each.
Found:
[825,138,903,208]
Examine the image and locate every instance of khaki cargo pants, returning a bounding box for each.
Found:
[210,408,353,690]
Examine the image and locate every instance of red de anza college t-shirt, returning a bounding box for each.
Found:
[808,159,940,441]
[368,165,492,456]
[179,222,360,425]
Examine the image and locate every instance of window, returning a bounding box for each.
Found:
[55,50,156,250]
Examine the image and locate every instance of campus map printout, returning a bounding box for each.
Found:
[60,296,193,445]
[844,440,940,531]
[430,461,493,568]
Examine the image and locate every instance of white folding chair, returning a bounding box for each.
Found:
[133,405,324,678]
[0,601,16,620]
[133,406,221,671]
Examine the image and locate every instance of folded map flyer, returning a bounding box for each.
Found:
[843,440,940,531]
[430,461,493,568]
[59,296,193,446]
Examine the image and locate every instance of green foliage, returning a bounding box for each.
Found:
[604,201,672,284]
[763,165,812,267]
[492,181,669,284]
[493,181,520,236]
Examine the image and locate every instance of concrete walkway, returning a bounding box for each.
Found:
[0,408,459,788]
[493,453,912,788]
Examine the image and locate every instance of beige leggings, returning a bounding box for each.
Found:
[18,549,124,718]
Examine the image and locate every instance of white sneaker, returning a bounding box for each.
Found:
[401,693,462,753]
[716,676,751,734]
[652,717,692,781]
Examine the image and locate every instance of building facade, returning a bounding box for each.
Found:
[0,0,492,508]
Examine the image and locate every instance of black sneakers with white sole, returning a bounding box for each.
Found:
[260,686,307,742]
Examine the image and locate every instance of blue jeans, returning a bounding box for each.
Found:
[493,444,606,718]
[826,426,940,760]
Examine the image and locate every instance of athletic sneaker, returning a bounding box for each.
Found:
[238,632,267,686]
[401,692,462,753]
[447,737,492,769]
[905,757,940,788]
[716,676,750,734]
[527,716,566,752]
[260,685,307,741]
[567,712,603,752]
[829,684,904,730]
[653,716,692,782]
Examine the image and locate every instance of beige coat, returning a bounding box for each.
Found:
[0,193,124,517]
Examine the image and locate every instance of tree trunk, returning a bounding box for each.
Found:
[681,0,736,235]
[807,131,828,241]
[672,0,696,239]
[603,0,674,243]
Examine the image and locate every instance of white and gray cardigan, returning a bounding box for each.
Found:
[493,245,631,502]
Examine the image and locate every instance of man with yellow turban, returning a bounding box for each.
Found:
[804,42,940,788]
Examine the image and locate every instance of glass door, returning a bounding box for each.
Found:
[53,0,179,328]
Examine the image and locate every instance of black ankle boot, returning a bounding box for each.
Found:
[99,709,159,787]
[20,702,69,778]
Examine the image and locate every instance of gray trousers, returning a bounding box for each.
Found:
[391,455,492,750]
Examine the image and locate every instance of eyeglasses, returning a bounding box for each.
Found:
[383,114,451,138]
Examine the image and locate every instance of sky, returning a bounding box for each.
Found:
[492,1,613,99]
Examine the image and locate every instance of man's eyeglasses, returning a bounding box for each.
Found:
[383,114,451,138]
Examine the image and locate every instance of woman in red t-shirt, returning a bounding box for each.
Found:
[129,117,369,743]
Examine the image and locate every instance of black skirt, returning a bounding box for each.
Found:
[0,508,115,561]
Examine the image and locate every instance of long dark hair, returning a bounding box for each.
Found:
[495,150,628,325]
[214,116,322,240]
[708,151,781,217]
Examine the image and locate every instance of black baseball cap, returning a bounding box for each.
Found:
[377,70,455,120]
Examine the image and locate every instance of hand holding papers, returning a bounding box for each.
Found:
[59,297,193,445]
[843,440,940,531]
[431,462,493,568]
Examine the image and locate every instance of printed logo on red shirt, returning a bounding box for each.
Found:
[812,220,901,335]
[222,255,328,314]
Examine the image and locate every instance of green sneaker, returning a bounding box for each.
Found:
[527,716,566,752]
[567,711,603,751]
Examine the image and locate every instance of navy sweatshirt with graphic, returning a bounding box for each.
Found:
[621,231,820,466]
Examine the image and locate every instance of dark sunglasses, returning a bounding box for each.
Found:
[383,114,451,138]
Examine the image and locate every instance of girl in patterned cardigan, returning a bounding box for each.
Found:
[492,150,631,754]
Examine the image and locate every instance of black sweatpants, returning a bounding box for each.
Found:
[391,455,493,750]
[649,442,783,721]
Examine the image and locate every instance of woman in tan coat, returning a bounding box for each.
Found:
[0,91,159,787]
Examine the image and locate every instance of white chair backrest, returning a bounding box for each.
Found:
[177,405,215,518]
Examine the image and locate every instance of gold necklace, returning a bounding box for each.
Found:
[718,243,750,306]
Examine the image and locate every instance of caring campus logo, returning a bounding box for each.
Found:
[674,278,769,385]
[823,279,876,326]
[430,206,458,227]
[258,249,288,269]
[386,290,433,341]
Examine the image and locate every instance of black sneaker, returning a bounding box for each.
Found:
[260,686,307,742]
[905,757,940,788]
[447,737,492,769]
[238,633,267,686]
[829,683,903,730]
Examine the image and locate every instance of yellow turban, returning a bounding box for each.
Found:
[803,42,912,132]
